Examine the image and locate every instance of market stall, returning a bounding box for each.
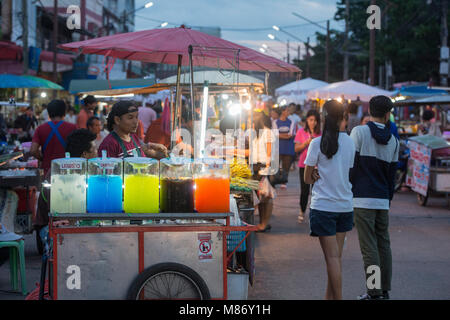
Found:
[0,143,43,254]
[50,26,299,300]
[394,95,450,138]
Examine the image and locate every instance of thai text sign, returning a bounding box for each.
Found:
[406,141,431,196]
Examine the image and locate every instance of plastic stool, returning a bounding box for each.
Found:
[0,240,27,295]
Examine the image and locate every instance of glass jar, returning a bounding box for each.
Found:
[50,157,87,214]
[194,158,230,213]
[87,157,123,213]
[160,158,194,213]
[124,157,159,213]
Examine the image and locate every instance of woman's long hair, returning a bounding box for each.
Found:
[304,109,321,135]
[320,100,345,159]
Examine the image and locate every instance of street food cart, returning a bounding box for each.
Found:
[405,135,450,207]
[39,156,257,300]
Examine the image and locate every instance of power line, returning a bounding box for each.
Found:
[134,14,332,32]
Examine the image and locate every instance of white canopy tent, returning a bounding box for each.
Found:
[307,79,394,102]
[275,77,328,105]
[275,77,328,96]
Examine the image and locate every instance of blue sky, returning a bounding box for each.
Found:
[134,0,343,61]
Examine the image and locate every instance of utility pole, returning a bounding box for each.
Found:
[369,0,376,86]
[81,0,86,41]
[440,0,449,86]
[363,65,367,84]
[22,0,29,75]
[287,40,290,64]
[306,37,310,78]
[325,20,330,82]
[53,0,58,92]
[343,0,349,80]
[297,45,301,62]
[1,0,13,40]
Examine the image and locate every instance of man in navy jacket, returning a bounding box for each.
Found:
[350,95,399,300]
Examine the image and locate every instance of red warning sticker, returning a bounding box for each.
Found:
[198,233,213,261]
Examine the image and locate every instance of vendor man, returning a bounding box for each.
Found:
[98,100,168,159]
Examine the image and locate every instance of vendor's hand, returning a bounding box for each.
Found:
[149,142,168,154]
[312,169,320,182]
[148,143,169,158]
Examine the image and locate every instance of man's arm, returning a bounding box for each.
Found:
[279,133,292,140]
[349,127,361,184]
[30,142,42,161]
[388,139,400,201]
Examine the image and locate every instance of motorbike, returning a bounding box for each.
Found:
[394,138,410,192]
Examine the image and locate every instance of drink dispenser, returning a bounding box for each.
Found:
[50,156,87,214]
[195,158,230,213]
[87,154,123,213]
[160,158,195,213]
[124,157,159,213]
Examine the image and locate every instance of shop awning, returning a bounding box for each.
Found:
[0,41,23,60]
[409,135,450,150]
[23,75,64,90]
[69,78,156,94]
[40,51,75,66]
[394,95,450,106]
[0,74,63,90]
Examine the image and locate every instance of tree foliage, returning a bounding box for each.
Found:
[293,0,448,87]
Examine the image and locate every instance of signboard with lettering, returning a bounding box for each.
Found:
[406,140,432,196]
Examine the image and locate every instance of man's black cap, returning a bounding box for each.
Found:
[111,100,138,117]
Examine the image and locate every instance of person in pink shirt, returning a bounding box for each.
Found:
[138,103,157,134]
[294,109,321,223]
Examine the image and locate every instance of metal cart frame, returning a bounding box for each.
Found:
[48,213,257,300]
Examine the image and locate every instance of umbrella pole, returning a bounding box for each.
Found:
[188,45,195,158]
[170,88,174,140]
[173,54,183,151]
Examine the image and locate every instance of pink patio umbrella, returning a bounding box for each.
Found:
[59,26,299,73]
[60,26,300,151]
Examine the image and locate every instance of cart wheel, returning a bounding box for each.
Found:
[36,229,44,255]
[417,193,429,206]
[127,263,211,300]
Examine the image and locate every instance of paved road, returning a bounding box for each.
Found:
[247,169,450,300]
[1,169,449,300]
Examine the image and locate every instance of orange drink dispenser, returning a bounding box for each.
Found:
[194,158,230,213]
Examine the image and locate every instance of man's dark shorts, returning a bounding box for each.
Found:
[309,209,354,237]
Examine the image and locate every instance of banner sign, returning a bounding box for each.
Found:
[406,140,432,196]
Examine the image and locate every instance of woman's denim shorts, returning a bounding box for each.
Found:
[309,209,354,237]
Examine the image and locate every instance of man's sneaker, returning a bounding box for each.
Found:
[357,293,387,300]
[382,291,390,300]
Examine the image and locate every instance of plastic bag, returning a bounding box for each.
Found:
[227,196,246,252]
[229,196,241,226]
[258,176,277,199]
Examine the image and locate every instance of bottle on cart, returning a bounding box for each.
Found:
[50,153,87,214]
